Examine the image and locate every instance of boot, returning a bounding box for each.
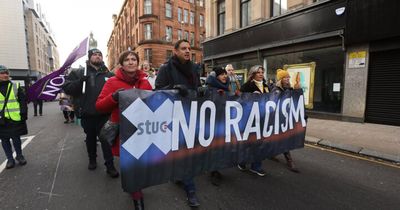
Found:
[284,152,299,173]
[133,198,145,210]
[106,165,119,178]
[6,159,15,169]
[88,159,97,170]
[16,155,27,165]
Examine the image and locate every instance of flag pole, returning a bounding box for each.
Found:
[82,35,90,94]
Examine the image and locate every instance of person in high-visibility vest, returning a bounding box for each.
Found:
[0,65,28,169]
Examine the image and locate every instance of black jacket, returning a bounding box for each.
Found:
[62,63,114,117]
[155,56,201,90]
[240,80,270,93]
[0,80,28,138]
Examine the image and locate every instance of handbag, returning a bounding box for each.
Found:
[99,120,119,146]
[0,85,12,126]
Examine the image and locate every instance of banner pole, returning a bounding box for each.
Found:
[82,35,90,94]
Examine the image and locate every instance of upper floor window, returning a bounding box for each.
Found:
[190,32,195,47]
[271,0,287,17]
[144,0,152,15]
[218,0,225,35]
[178,8,182,22]
[198,0,204,7]
[166,50,173,61]
[166,3,172,18]
[144,24,152,40]
[165,26,173,42]
[199,14,204,27]
[178,29,183,40]
[184,31,189,40]
[241,0,251,27]
[144,48,152,63]
[190,11,195,25]
[189,0,194,3]
[184,9,189,23]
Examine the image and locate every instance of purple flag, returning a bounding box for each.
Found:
[27,37,88,102]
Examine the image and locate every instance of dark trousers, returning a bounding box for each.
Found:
[63,111,75,120]
[1,136,23,160]
[183,177,196,193]
[81,116,113,166]
[33,100,43,115]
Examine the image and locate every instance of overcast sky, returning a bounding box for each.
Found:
[36,0,124,68]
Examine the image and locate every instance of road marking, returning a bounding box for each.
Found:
[0,135,35,173]
[47,134,68,203]
[305,144,400,169]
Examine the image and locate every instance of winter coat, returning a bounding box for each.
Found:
[96,68,152,156]
[240,79,270,93]
[62,62,114,118]
[0,81,28,138]
[205,72,230,94]
[271,80,293,94]
[155,56,201,90]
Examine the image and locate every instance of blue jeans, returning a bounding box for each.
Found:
[183,177,196,193]
[1,136,23,160]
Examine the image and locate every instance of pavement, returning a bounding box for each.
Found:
[305,118,400,164]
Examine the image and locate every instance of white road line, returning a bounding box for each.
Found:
[47,134,68,203]
[0,135,35,173]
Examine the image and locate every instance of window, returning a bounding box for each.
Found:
[199,14,204,27]
[144,0,152,15]
[144,48,152,63]
[184,31,189,40]
[165,26,172,42]
[189,0,194,3]
[241,0,251,27]
[190,11,195,25]
[199,0,204,7]
[184,9,188,23]
[191,53,196,62]
[199,34,204,47]
[166,50,173,61]
[190,32,195,47]
[218,1,225,35]
[178,29,183,40]
[166,2,172,18]
[144,24,152,40]
[178,8,182,22]
[271,0,288,17]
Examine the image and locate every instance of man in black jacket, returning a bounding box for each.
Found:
[62,49,118,178]
[155,40,201,207]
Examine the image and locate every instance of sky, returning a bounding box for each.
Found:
[36,0,125,68]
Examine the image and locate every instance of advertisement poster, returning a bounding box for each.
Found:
[348,51,366,68]
[283,62,316,109]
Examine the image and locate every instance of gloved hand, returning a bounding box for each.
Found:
[173,85,188,97]
[217,89,225,96]
[112,88,125,102]
[80,75,90,82]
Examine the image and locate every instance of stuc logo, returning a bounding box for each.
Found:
[122,98,173,159]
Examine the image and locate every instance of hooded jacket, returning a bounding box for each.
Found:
[62,62,114,117]
[205,71,230,93]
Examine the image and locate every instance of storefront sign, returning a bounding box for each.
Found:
[348,51,366,68]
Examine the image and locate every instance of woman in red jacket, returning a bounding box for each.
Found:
[96,50,152,210]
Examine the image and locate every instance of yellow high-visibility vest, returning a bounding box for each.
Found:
[0,82,21,121]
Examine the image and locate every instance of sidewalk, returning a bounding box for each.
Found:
[305,118,400,164]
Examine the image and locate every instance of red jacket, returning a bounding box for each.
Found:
[96,68,152,156]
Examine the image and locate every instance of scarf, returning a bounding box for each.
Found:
[171,56,194,86]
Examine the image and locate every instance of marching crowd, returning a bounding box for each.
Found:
[0,39,301,209]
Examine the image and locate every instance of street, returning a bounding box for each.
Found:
[0,102,399,210]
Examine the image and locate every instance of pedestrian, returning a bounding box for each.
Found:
[32,98,43,116]
[59,92,75,123]
[141,60,156,89]
[96,50,152,210]
[155,39,201,207]
[225,64,241,95]
[62,49,118,177]
[205,66,230,186]
[237,65,270,177]
[271,69,300,173]
[0,65,28,169]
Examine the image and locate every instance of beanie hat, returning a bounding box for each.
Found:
[276,69,289,81]
[0,65,9,74]
[88,48,102,59]
[213,66,227,77]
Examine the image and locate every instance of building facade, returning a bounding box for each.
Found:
[0,0,59,85]
[203,0,400,126]
[107,0,206,70]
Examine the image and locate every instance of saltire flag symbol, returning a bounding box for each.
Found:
[27,37,89,102]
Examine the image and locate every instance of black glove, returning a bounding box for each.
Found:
[112,88,125,101]
[173,85,189,97]
[21,113,28,121]
[80,75,89,82]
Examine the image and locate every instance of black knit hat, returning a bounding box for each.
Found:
[213,66,227,77]
[88,48,102,59]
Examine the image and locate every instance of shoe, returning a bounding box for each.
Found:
[210,171,222,186]
[88,160,97,170]
[16,156,27,165]
[287,161,300,173]
[133,198,145,210]
[6,159,15,169]
[187,191,200,207]
[34,114,37,117]
[249,167,266,177]
[237,164,247,171]
[70,119,75,123]
[106,165,119,178]
[64,120,69,123]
